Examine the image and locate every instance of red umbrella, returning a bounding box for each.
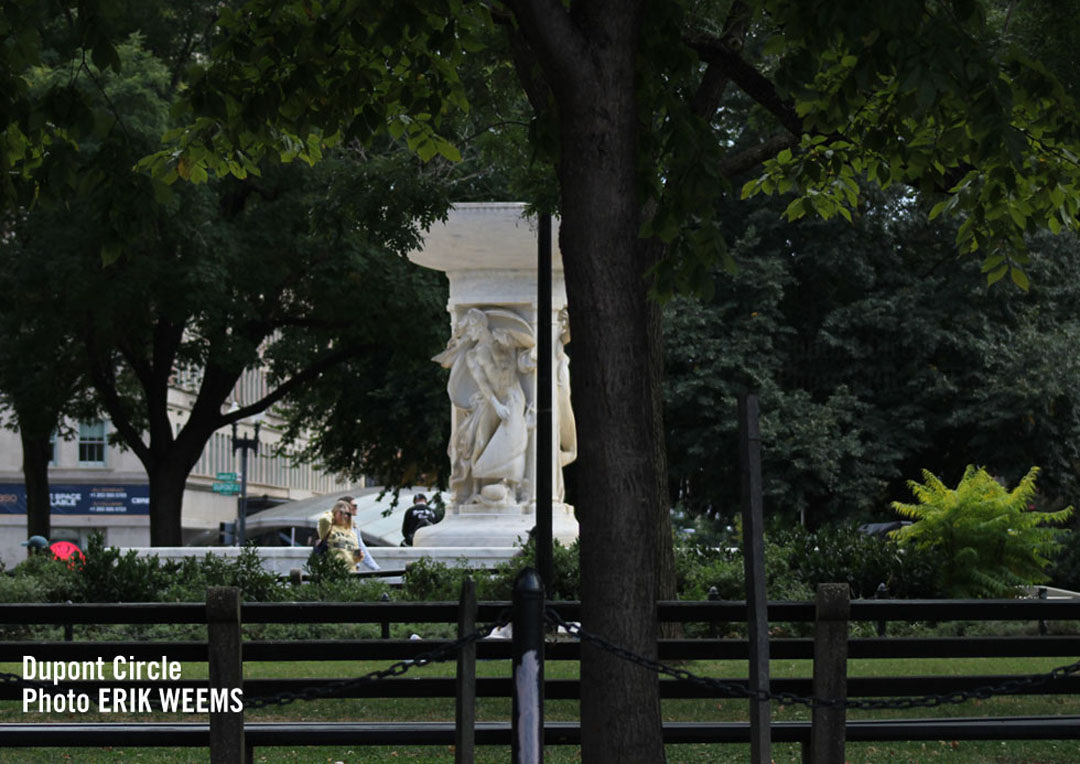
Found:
[49,540,85,563]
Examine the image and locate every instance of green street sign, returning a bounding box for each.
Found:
[213,481,241,495]
[216,472,237,481]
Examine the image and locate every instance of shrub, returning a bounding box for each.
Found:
[73,532,180,602]
[891,465,1073,598]
[302,547,357,586]
[8,552,80,603]
[399,539,580,603]
[781,525,944,599]
[400,555,476,601]
[1048,527,1080,591]
[155,547,287,602]
[675,544,745,601]
[478,538,580,601]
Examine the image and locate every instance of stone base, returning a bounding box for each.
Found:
[413,503,579,548]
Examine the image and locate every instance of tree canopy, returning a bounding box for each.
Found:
[1,14,456,544]
[666,187,1080,528]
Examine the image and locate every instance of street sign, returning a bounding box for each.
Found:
[216,472,237,481]
[213,481,241,495]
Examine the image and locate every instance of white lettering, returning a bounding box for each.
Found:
[159,687,181,713]
[156,687,243,713]
[22,688,90,713]
[22,657,104,685]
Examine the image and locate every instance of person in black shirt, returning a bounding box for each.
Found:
[401,493,439,546]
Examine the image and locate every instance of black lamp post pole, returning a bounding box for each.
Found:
[536,213,553,592]
[231,421,260,547]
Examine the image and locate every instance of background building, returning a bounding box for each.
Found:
[0,367,358,567]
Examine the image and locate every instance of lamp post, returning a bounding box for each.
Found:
[231,419,261,546]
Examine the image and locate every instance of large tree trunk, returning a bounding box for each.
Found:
[21,431,52,542]
[148,459,190,546]
[640,238,679,631]
[545,7,666,762]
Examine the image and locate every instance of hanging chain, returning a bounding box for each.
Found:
[544,607,1080,711]
[244,611,511,710]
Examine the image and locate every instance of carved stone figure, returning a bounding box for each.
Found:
[433,307,536,506]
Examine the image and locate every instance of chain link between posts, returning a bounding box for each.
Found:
[6,606,1078,714]
[242,611,512,710]
[543,607,1080,711]
[0,612,513,710]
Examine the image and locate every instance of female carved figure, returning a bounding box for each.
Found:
[433,307,535,505]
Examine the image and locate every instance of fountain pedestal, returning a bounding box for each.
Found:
[408,203,579,548]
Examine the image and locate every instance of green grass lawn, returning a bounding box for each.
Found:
[1,656,1078,762]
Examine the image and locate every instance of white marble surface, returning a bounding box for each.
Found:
[411,203,565,272]
[409,203,580,548]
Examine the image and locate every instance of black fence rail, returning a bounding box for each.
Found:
[1,586,1079,763]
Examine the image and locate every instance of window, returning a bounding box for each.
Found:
[48,431,57,466]
[78,420,107,466]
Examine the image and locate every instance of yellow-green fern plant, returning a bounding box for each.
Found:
[890,466,1073,599]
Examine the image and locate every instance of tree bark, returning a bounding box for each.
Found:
[509,2,666,760]
[21,431,52,541]
[147,457,192,546]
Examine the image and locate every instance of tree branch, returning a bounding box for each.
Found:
[219,341,379,429]
[498,14,556,118]
[686,31,803,137]
[690,1,753,119]
[718,132,800,179]
[83,325,152,467]
[502,0,597,101]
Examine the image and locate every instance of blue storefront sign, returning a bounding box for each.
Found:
[0,484,150,515]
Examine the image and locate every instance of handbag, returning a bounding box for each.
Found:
[314,531,329,555]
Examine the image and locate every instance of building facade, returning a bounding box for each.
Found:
[0,367,356,567]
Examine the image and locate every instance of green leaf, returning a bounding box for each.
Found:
[150,178,173,205]
[1010,267,1030,291]
[986,264,1008,285]
[1007,205,1026,229]
[101,241,122,266]
[415,137,437,163]
[784,197,807,221]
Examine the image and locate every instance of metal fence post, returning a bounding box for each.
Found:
[207,586,249,764]
[707,586,720,638]
[380,591,392,639]
[511,567,544,764]
[811,583,850,764]
[456,576,477,763]
[64,600,73,642]
[875,582,888,637]
[1039,586,1048,636]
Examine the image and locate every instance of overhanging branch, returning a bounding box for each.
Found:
[686,31,803,138]
[719,133,800,179]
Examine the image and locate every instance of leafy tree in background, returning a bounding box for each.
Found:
[0,256,101,541]
[4,23,454,545]
[892,465,1073,598]
[665,189,1080,528]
